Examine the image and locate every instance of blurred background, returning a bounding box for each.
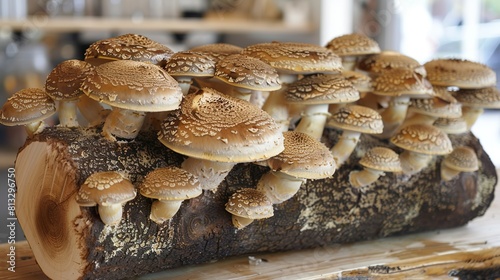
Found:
[0,0,499,242]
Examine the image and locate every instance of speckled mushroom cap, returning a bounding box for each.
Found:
[325,33,380,56]
[453,86,500,108]
[241,41,342,74]
[390,124,453,155]
[140,167,201,200]
[359,147,402,172]
[75,171,136,207]
[357,51,424,75]
[372,68,434,97]
[285,74,359,105]
[225,188,274,219]
[267,131,336,179]
[81,60,182,112]
[0,88,56,126]
[442,146,479,172]
[340,71,373,92]
[164,50,216,78]
[189,43,243,61]
[84,33,174,65]
[45,59,95,101]
[158,87,285,163]
[408,97,462,118]
[433,117,468,134]
[326,105,383,134]
[214,54,281,91]
[424,58,496,89]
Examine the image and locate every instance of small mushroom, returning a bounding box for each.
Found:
[225,188,274,229]
[327,105,383,166]
[401,95,462,128]
[433,116,468,135]
[189,43,243,61]
[325,33,381,70]
[452,86,500,130]
[140,167,201,224]
[349,147,402,188]
[0,88,56,137]
[75,171,136,225]
[424,58,496,89]
[357,51,426,77]
[390,124,453,176]
[441,146,479,181]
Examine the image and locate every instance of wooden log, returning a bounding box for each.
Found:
[14,126,497,280]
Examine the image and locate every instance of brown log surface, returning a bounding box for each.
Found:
[14,126,497,280]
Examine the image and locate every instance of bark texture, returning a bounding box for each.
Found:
[15,126,497,280]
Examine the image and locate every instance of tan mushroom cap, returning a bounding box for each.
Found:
[327,105,383,134]
[241,41,342,74]
[442,146,479,172]
[390,124,453,155]
[453,86,500,108]
[359,147,402,172]
[285,74,359,105]
[267,131,336,179]
[340,71,373,92]
[81,60,182,112]
[84,33,174,65]
[372,68,434,97]
[45,59,95,101]
[158,87,285,163]
[433,117,468,134]
[75,171,136,207]
[357,51,424,75]
[409,97,462,118]
[225,188,274,220]
[140,167,201,200]
[165,50,216,78]
[189,43,243,61]
[424,58,496,89]
[214,54,281,91]
[0,88,56,126]
[325,33,381,56]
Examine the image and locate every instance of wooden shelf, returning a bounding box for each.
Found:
[0,16,316,34]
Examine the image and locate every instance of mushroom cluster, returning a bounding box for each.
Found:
[1,32,496,227]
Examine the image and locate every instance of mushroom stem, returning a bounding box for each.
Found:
[150,199,183,224]
[98,204,123,225]
[349,168,385,188]
[102,107,146,140]
[231,215,254,229]
[263,73,298,132]
[77,95,109,126]
[57,100,79,127]
[227,87,252,102]
[256,171,305,204]
[175,76,193,95]
[249,90,268,108]
[181,157,235,191]
[330,130,361,166]
[25,121,46,137]
[461,106,484,131]
[378,95,411,139]
[399,150,432,176]
[294,103,330,140]
[440,162,461,181]
[341,56,357,71]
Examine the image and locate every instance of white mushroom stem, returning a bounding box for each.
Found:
[378,96,411,139]
[341,56,357,71]
[25,121,46,137]
[349,168,385,188]
[98,204,123,225]
[249,90,269,108]
[227,87,252,102]
[399,150,433,176]
[181,157,235,191]
[77,95,109,126]
[294,103,331,140]
[256,171,305,204]
[57,100,79,127]
[174,76,193,95]
[461,106,484,131]
[232,215,254,229]
[150,199,183,224]
[102,108,146,141]
[262,73,298,132]
[440,162,462,181]
[330,130,361,166]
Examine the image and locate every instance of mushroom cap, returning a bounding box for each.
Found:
[424,58,496,89]
[390,124,453,155]
[75,171,136,207]
[433,117,468,134]
[164,50,216,78]
[214,54,281,91]
[326,105,383,134]
[81,60,182,112]
[357,51,424,75]
[325,33,381,56]
[225,188,274,219]
[241,41,342,74]
[372,68,434,97]
[140,167,201,200]
[45,59,95,101]
[285,74,359,105]
[84,33,174,65]
[268,131,336,179]
[189,43,243,61]
[408,97,462,118]
[340,70,373,92]
[359,147,402,172]
[453,86,500,109]
[442,146,479,172]
[158,87,285,163]
[0,88,56,126]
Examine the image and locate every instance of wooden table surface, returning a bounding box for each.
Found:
[1,172,499,280]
